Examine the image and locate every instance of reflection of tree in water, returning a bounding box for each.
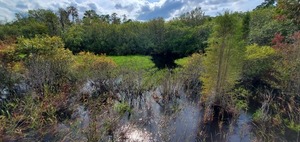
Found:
[197,110,252,142]
[151,53,180,69]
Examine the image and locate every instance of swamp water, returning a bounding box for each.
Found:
[6,80,297,141]
[49,88,253,142]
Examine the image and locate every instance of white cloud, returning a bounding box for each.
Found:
[0,0,264,22]
[0,7,13,22]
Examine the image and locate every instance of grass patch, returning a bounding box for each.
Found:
[108,55,155,70]
[175,56,190,67]
[109,55,195,70]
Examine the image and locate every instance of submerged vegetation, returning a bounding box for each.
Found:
[1,0,300,141]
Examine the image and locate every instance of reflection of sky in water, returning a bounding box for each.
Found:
[123,91,252,142]
[2,80,254,141]
[228,112,252,142]
[171,102,201,142]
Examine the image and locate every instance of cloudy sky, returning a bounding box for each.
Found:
[0,0,263,22]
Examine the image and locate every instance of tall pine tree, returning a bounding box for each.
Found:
[201,12,245,109]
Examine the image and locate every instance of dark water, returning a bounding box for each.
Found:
[45,88,253,142]
[109,89,253,142]
[151,53,179,69]
[1,74,299,141]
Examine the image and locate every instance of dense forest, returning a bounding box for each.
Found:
[0,0,300,141]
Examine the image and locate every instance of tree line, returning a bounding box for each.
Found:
[0,7,209,58]
[1,1,298,65]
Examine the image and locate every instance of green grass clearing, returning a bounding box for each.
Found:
[108,55,155,70]
[175,56,190,67]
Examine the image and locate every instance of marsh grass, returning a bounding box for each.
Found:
[0,89,70,141]
[109,55,155,70]
[250,90,300,141]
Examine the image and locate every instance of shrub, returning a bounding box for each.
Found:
[16,36,74,94]
[243,44,277,78]
[73,52,116,82]
[181,53,203,92]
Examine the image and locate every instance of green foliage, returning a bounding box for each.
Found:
[83,10,100,22]
[58,8,71,32]
[246,44,275,60]
[284,119,300,132]
[177,53,203,92]
[147,18,166,54]
[109,55,156,95]
[113,22,152,55]
[63,25,85,53]
[178,7,207,27]
[243,44,277,78]
[27,9,60,36]
[8,9,61,38]
[249,8,297,46]
[163,23,204,56]
[242,12,251,40]
[274,31,300,94]
[0,24,20,40]
[253,109,265,122]
[201,12,245,102]
[109,55,155,70]
[0,91,69,137]
[255,0,276,9]
[0,45,25,91]
[182,53,203,68]
[113,102,131,115]
[277,0,300,28]
[73,52,116,81]
[16,36,65,57]
[62,13,209,58]
[229,88,250,110]
[82,21,113,54]
[1,7,211,60]
[175,57,189,67]
[16,36,74,93]
[147,17,210,57]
